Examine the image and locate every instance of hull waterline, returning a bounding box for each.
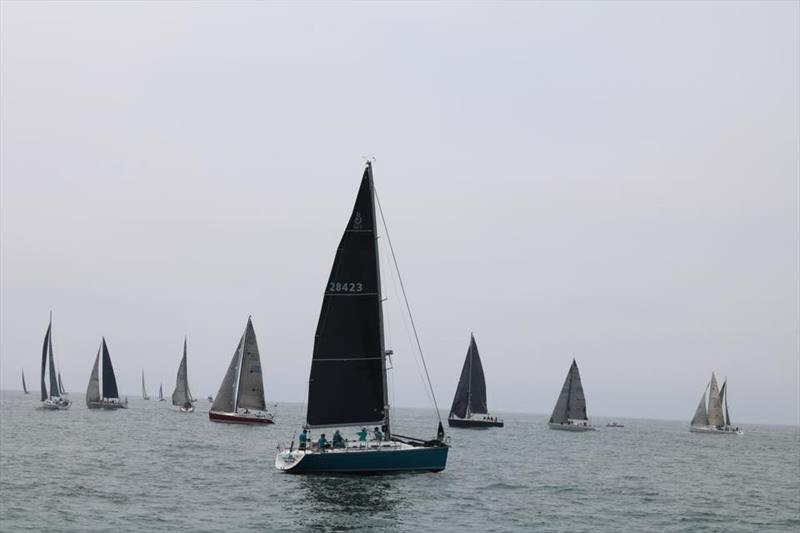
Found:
[276,442,448,474]
[548,422,595,432]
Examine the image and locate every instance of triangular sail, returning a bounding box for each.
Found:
[22,370,28,394]
[707,373,724,427]
[691,391,709,426]
[86,347,101,405]
[235,319,266,411]
[40,323,50,401]
[101,338,120,399]
[58,372,65,395]
[172,338,192,406]
[158,384,164,401]
[141,371,149,399]
[47,328,59,399]
[449,334,488,418]
[211,334,243,413]
[720,379,732,427]
[550,359,588,423]
[306,165,387,428]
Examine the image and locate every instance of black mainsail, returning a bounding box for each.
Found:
[306,163,388,430]
[101,338,120,399]
[550,359,588,424]
[449,334,488,419]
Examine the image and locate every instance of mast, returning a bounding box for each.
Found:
[368,162,391,437]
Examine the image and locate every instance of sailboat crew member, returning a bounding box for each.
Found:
[373,427,384,441]
[332,430,344,449]
[298,429,308,450]
[318,433,329,451]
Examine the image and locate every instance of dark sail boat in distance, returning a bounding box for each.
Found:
[448,333,503,428]
[86,338,128,409]
[39,313,71,410]
[549,359,594,431]
[275,162,448,474]
[209,317,273,424]
[172,337,195,413]
[689,372,743,435]
[22,370,29,394]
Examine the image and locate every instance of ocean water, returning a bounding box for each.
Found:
[1,391,798,532]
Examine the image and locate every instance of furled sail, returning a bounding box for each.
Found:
[306,164,387,428]
[101,338,120,399]
[235,319,266,411]
[449,334,488,418]
[691,391,709,426]
[707,373,724,428]
[549,359,588,424]
[86,347,101,405]
[172,338,192,406]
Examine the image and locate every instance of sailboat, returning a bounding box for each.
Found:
[158,383,165,401]
[22,370,30,394]
[57,371,68,396]
[39,314,71,410]
[448,333,503,428]
[275,162,449,474]
[549,359,594,431]
[172,337,194,412]
[85,337,128,409]
[690,372,743,435]
[209,317,273,424]
[141,371,150,400]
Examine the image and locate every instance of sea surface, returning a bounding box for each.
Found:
[1,391,798,532]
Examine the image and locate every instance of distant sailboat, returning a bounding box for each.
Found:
[276,162,449,474]
[549,359,594,431]
[86,337,128,409]
[141,371,150,400]
[690,372,742,435]
[172,337,194,413]
[39,313,71,410]
[158,383,165,401]
[448,334,503,428]
[209,317,273,424]
[57,371,68,396]
[22,370,29,394]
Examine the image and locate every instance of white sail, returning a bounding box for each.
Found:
[86,347,101,405]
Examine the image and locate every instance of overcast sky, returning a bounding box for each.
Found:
[1,1,797,425]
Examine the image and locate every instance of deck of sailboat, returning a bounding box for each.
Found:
[276,439,448,474]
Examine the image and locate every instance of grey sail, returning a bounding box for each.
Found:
[720,379,731,427]
[47,329,59,399]
[550,359,588,423]
[86,347,101,405]
[141,371,149,399]
[707,373,724,428]
[158,384,164,401]
[211,334,244,413]
[58,372,65,395]
[40,323,50,401]
[172,338,191,406]
[449,334,488,418]
[690,391,709,426]
[236,318,266,411]
[22,370,28,394]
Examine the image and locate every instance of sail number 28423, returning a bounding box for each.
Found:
[328,282,363,292]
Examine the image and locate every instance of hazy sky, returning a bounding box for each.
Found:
[1,1,797,425]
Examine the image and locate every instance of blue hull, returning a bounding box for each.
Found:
[282,445,448,474]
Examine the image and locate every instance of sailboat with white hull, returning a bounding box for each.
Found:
[209,317,273,424]
[448,334,503,428]
[276,162,449,474]
[141,371,150,400]
[549,359,594,431]
[22,370,30,394]
[690,372,742,435]
[172,338,195,412]
[39,314,71,410]
[86,338,128,409]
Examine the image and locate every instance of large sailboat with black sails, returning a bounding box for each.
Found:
[690,372,743,435]
[549,359,594,431]
[276,162,448,474]
[86,337,128,409]
[39,313,71,410]
[448,333,503,428]
[209,317,273,424]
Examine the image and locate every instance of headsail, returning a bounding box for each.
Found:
[86,346,101,405]
[707,373,724,428]
[47,327,59,399]
[691,391,709,426]
[40,323,50,401]
[720,379,731,427]
[235,318,266,411]
[172,338,192,406]
[211,333,244,413]
[550,359,588,424]
[449,334,488,418]
[306,164,387,429]
[141,371,149,400]
[58,371,65,395]
[101,338,120,400]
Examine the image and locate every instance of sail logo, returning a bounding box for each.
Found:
[353,212,363,229]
